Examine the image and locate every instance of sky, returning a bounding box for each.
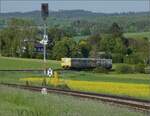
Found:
[0,0,149,13]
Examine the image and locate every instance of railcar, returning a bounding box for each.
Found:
[61,58,112,69]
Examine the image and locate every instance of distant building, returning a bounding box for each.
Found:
[35,43,44,52]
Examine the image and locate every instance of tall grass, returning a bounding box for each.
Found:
[0,86,147,116]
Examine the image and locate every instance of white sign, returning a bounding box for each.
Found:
[41,88,48,95]
[43,34,48,41]
[40,39,48,45]
[47,68,53,77]
[39,34,48,45]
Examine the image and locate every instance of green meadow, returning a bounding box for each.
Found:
[124,32,150,39]
[0,56,60,70]
[72,32,150,42]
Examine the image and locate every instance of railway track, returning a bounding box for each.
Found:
[1,83,150,112]
[0,69,43,72]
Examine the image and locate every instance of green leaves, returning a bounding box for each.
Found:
[52,37,77,60]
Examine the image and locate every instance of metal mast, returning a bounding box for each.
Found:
[41,3,49,74]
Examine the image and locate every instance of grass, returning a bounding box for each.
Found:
[72,32,150,42]
[0,86,147,116]
[0,56,60,84]
[124,32,150,39]
[0,56,61,70]
[61,71,150,84]
[0,72,44,84]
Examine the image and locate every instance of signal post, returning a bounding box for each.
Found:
[41,3,49,75]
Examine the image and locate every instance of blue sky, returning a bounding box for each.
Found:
[1,0,149,13]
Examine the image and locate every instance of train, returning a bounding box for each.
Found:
[61,58,112,69]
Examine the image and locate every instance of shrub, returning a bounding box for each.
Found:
[93,66,109,73]
[112,54,123,63]
[25,80,30,86]
[134,64,145,73]
[34,53,43,59]
[116,64,134,73]
[42,78,47,86]
[123,54,144,64]
[145,66,150,74]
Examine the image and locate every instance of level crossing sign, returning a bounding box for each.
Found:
[47,68,53,77]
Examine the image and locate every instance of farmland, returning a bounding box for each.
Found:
[124,32,150,39]
[0,56,60,84]
[70,32,150,42]
[21,75,150,100]
[0,57,150,100]
[65,80,150,100]
[0,56,60,70]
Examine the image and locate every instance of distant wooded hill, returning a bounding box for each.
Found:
[0,10,150,33]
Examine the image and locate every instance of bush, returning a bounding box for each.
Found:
[112,54,123,63]
[123,54,144,64]
[34,53,43,59]
[134,64,145,73]
[93,66,109,73]
[42,78,47,86]
[116,64,134,73]
[145,66,150,74]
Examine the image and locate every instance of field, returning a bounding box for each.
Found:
[124,32,150,39]
[72,32,150,42]
[21,73,150,100]
[0,56,60,70]
[0,56,60,84]
[0,86,147,116]
[0,57,150,100]
[73,35,89,42]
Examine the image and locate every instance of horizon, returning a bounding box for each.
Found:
[1,9,149,14]
[0,0,149,13]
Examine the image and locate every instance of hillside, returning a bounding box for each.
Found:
[0,10,150,32]
[1,10,149,19]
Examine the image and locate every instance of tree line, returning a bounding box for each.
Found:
[0,18,149,66]
[1,10,150,34]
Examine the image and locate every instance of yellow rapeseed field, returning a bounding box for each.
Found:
[20,77,62,86]
[20,77,150,99]
[65,80,150,99]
